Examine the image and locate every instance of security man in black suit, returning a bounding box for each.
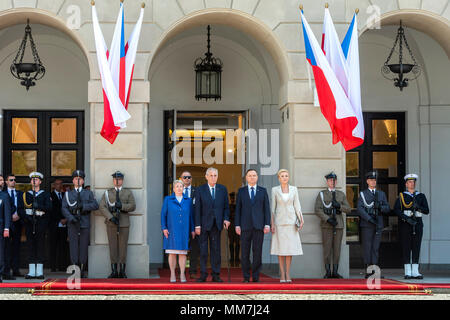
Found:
[394,174,429,279]
[235,169,271,282]
[49,179,70,272]
[194,167,230,282]
[4,174,25,279]
[0,176,11,283]
[179,171,199,279]
[357,171,390,278]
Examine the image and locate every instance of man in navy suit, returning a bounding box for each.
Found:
[194,167,230,282]
[4,174,25,279]
[235,169,271,282]
[180,171,200,279]
[0,175,12,283]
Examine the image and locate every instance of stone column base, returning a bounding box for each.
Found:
[88,244,150,278]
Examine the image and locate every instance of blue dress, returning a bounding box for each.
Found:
[160,194,194,251]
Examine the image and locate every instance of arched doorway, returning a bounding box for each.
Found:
[346,11,450,270]
[146,9,292,270]
[0,9,91,272]
[0,10,91,190]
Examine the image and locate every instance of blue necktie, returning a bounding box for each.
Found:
[251,187,255,201]
[211,187,215,200]
[184,188,189,198]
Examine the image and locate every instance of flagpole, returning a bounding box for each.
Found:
[355,8,359,14]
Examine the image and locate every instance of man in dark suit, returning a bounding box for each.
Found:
[194,167,230,282]
[0,176,11,283]
[235,169,271,282]
[49,179,69,272]
[180,171,200,279]
[357,171,391,278]
[4,174,25,279]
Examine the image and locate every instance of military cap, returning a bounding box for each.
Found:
[325,172,337,180]
[366,171,377,179]
[29,172,44,179]
[72,170,86,179]
[404,173,418,181]
[112,171,124,179]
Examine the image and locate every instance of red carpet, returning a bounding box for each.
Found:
[29,268,433,295]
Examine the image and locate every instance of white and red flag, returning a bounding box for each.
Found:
[322,8,364,149]
[301,10,360,151]
[92,2,144,144]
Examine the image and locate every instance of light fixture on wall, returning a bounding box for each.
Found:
[194,25,223,101]
[10,19,46,91]
[381,20,420,91]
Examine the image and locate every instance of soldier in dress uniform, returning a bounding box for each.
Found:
[314,172,351,278]
[357,171,391,278]
[99,171,136,278]
[23,172,52,279]
[394,174,429,279]
[61,170,99,278]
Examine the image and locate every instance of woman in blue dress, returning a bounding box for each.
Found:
[161,180,195,282]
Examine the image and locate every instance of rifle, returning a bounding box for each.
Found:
[331,188,337,236]
[115,189,121,236]
[411,193,417,235]
[372,191,382,235]
[32,189,37,235]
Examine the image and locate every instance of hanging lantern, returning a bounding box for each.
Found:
[10,19,46,91]
[381,21,421,91]
[194,25,223,101]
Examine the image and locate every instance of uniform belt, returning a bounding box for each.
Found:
[25,209,45,216]
[404,210,422,218]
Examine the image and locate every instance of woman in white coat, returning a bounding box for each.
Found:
[270,169,304,282]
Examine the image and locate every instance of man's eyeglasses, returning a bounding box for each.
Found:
[182,176,192,179]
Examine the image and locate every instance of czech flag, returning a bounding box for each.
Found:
[92,2,144,144]
[301,10,360,151]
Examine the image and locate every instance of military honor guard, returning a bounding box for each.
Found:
[394,174,429,279]
[357,171,391,278]
[23,172,52,279]
[314,172,351,278]
[99,171,136,278]
[62,170,99,278]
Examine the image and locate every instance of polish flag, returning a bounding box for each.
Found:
[301,10,359,151]
[322,8,364,149]
[92,3,144,144]
[341,12,364,145]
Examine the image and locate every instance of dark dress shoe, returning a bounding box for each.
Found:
[12,271,23,277]
[196,277,207,282]
[252,278,260,283]
[212,276,223,282]
[243,279,250,283]
[25,274,35,280]
[404,275,412,280]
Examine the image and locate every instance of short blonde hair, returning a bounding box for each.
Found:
[277,169,289,177]
[173,180,184,188]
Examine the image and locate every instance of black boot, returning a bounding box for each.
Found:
[364,264,373,279]
[323,264,332,278]
[332,264,343,279]
[119,264,127,279]
[108,264,118,278]
[80,264,88,278]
